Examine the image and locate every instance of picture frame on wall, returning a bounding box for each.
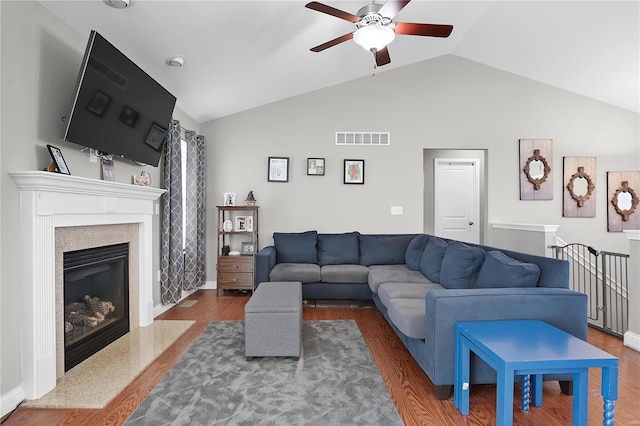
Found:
[344,159,365,184]
[268,157,289,182]
[307,158,325,176]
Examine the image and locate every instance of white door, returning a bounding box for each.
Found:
[434,159,479,244]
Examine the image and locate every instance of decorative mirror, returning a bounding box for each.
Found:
[523,149,551,190]
[567,166,595,207]
[611,181,639,222]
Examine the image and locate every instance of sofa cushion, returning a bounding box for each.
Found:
[317,232,360,266]
[269,263,321,283]
[420,237,448,283]
[439,242,485,289]
[273,231,317,264]
[378,282,445,309]
[368,265,432,293]
[405,234,430,271]
[320,264,370,283]
[474,251,540,289]
[359,234,415,266]
[385,298,427,339]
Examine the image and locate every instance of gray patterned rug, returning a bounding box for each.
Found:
[125,320,402,425]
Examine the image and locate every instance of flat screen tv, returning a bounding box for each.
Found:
[63,30,176,167]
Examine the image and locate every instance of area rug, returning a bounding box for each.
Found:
[125,320,402,425]
[23,320,194,409]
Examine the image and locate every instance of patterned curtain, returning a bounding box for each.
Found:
[183,131,206,291]
[160,120,207,303]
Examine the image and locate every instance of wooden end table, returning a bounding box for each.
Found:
[454,320,618,426]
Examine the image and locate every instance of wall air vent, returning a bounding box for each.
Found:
[335,132,390,146]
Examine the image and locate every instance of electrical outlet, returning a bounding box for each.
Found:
[391,206,403,215]
[89,148,98,163]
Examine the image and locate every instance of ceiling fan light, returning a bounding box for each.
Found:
[353,24,395,52]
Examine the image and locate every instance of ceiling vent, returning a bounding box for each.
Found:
[335,132,390,146]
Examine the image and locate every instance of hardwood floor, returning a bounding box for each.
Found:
[3,289,639,425]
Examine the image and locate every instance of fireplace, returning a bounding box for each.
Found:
[64,243,130,371]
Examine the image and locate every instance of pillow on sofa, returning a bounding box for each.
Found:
[405,234,430,271]
[318,232,359,265]
[419,237,448,282]
[474,250,540,289]
[439,241,485,289]
[273,231,318,264]
[359,234,415,266]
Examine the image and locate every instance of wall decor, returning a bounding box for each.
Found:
[268,157,289,182]
[519,139,553,200]
[344,159,365,184]
[307,158,325,176]
[563,156,596,217]
[46,144,71,175]
[223,192,236,206]
[607,171,640,231]
[101,157,114,181]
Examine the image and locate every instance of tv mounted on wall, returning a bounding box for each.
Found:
[62,30,176,167]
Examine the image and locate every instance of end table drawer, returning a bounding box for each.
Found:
[218,272,253,287]
[218,257,253,273]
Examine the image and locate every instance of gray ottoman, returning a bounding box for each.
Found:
[244,281,302,360]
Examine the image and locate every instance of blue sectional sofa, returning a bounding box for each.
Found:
[254,231,588,399]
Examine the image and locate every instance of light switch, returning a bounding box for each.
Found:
[391,206,403,215]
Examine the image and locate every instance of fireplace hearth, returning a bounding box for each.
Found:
[64,243,130,371]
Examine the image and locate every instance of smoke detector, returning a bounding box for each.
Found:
[103,0,132,9]
[166,57,185,67]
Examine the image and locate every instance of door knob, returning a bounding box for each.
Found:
[469,221,474,226]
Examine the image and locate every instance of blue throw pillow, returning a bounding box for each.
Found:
[405,234,430,271]
[359,234,415,266]
[318,232,360,266]
[273,231,318,264]
[439,241,485,289]
[474,251,540,288]
[420,237,448,282]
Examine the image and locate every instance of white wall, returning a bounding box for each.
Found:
[201,55,639,281]
[0,1,198,406]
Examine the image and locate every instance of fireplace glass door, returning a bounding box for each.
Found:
[64,243,130,371]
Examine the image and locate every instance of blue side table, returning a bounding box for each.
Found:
[454,320,618,426]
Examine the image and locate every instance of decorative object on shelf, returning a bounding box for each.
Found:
[235,216,247,232]
[101,156,114,181]
[307,158,325,176]
[246,216,254,232]
[344,159,365,184]
[224,192,236,206]
[222,220,233,232]
[46,144,71,175]
[241,242,255,255]
[563,157,596,217]
[268,157,289,182]
[245,191,256,205]
[222,245,230,256]
[519,139,553,200]
[228,250,241,256]
[607,171,640,231]
[132,171,151,186]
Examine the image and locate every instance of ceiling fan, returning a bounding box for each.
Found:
[305,0,453,67]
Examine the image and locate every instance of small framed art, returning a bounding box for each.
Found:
[246,216,254,232]
[268,157,289,182]
[344,159,365,184]
[47,144,71,175]
[241,242,255,255]
[224,192,236,206]
[307,158,325,176]
[235,216,247,232]
[101,157,114,181]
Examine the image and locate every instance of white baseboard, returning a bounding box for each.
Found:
[624,330,640,352]
[1,383,24,418]
[152,281,217,318]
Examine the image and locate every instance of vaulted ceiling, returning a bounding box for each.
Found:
[38,1,639,123]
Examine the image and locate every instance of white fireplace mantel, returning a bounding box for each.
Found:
[9,171,165,400]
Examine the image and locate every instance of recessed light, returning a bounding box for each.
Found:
[166,57,185,67]
[103,0,132,9]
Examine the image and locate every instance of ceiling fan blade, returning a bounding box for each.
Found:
[305,1,360,23]
[394,22,453,38]
[378,0,412,19]
[375,47,391,66]
[310,32,354,52]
